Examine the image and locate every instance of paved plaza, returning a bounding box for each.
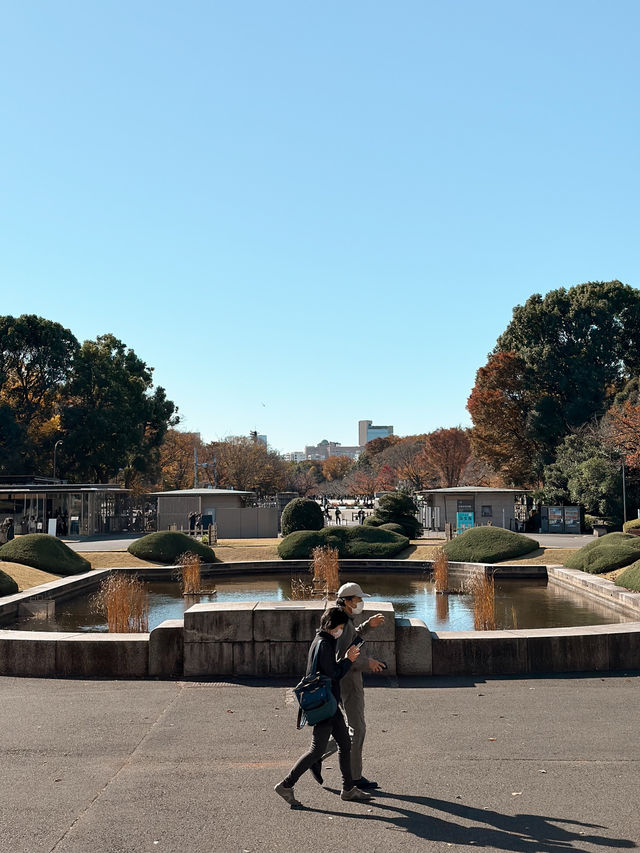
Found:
[0,672,638,853]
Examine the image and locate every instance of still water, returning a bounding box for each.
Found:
[11,571,631,633]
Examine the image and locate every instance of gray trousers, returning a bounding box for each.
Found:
[341,676,366,780]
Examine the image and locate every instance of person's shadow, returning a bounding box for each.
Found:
[301,788,637,851]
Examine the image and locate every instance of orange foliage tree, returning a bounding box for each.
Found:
[467,352,539,486]
[606,402,640,470]
[420,427,471,488]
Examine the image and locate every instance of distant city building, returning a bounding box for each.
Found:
[283,451,306,462]
[304,440,361,461]
[358,420,394,446]
[257,434,267,447]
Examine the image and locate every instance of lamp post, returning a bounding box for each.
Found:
[53,440,63,480]
[622,461,627,524]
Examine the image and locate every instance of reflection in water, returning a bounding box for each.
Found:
[435,593,449,624]
[10,571,633,633]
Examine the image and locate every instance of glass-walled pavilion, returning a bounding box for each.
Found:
[0,485,131,536]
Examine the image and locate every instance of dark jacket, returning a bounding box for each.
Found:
[306,630,352,704]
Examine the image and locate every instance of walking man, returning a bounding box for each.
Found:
[334,582,386,789]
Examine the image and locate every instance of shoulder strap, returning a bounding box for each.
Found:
[308,636,322,676]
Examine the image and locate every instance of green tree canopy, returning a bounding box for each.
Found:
[61,334,178,482]
[469,281,640,483]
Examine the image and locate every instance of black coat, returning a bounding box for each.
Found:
[305,629,352,704]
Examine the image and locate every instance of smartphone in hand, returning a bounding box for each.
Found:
[352,636,365,648]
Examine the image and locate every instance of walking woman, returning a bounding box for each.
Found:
[274,607,373,808]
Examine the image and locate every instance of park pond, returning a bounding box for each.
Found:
[9,570,633,633]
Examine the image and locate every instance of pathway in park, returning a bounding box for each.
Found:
[1,672,638,853]
[61,532,597,553]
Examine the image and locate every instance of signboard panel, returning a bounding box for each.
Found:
[563,506,581,533]
[456,511,474,531]
[548,506,564,533]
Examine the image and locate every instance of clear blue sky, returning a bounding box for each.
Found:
[2,2,639,453]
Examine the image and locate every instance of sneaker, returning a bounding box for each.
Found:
[353,776,379,790]
[310,762,324,785]
[341,786,373,802]
[274,782,303,808]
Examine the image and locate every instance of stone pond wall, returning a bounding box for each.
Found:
[0,561,639,678]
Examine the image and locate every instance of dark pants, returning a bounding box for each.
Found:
[283,709,353,790]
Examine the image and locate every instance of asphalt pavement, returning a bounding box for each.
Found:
[1,672,638,853]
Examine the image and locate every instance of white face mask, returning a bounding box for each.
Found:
[352,602,364,615]
[331,627,344,639]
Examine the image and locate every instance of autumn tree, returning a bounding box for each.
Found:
[376,435,431,491]
[469,281,640,483]
[0,315,79,472]
[208,436,287,494]
[467,352,539,485]
[322,455,354,482]
[285,461,324,496]
[158,430,205,490]
[420,427,471,488]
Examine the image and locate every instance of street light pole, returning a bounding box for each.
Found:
[622,461,627,524]
[53,440,63,480]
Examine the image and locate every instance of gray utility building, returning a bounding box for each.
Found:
[153,488,278,538]
[418,487,530,532]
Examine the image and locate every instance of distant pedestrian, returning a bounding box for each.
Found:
[334,506,341,525]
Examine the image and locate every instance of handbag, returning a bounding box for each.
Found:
[293,638,337,729]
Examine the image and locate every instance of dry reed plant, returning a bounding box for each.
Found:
[432,549,450,593]
[311,545,340,597]
[178,552,202,595]
[92,573,149,633]
[289,576,315,600]
[467,572,497,631]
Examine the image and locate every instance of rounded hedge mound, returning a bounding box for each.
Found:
[128,532,215,564]
[564,532,640,574]
[364,492,422,538]
[442,527,539,563]
[0,534,91,576]
[277,525,409,560]
[0,568,19,596]
[615,560,640,591]
[281,498,324,537]
[622,518,640,535]
[379,522,406,535]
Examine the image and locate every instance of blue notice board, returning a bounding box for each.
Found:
[457,512,474,531]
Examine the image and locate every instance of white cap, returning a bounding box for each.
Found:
[337,582,371,599]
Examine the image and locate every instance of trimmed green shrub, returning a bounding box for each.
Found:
[365,492,422,538]
[128,531,215,564]
[442,527,539,563]
[379,522,406,535]
[281,498,324,537]
[0,534,91,576]
[564,532,640,574]
[615,560,640,591]
[278,525,409,560]
[622,518,640,534]
[0,568,18,596]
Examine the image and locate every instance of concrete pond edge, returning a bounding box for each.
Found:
[0,559,639,679]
